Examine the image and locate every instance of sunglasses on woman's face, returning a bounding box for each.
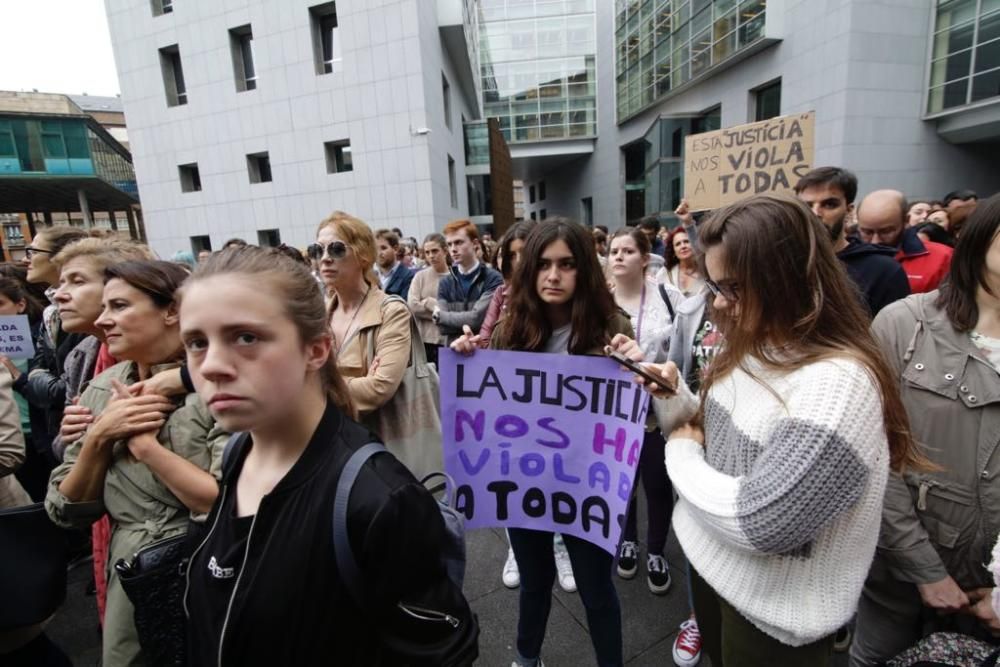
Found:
[306,241,348,261]
[705,278,740,302]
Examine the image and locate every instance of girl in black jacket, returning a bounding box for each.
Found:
[180,246,478,666]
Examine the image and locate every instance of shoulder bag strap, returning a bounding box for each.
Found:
[658,283,675,320]
[332,442,387,605]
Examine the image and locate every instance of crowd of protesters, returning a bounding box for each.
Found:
[1,168,998,667]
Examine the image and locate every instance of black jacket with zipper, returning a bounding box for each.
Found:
[183,401,479,666]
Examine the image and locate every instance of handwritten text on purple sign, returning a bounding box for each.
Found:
[440,348,649,554]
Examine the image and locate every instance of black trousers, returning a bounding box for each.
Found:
[623,429,673,554]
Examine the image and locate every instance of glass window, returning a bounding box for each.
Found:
[975,39,1000,73]
[928,0,1000,111]
[310,3,341,75]
[972,68,1000,101]
[754,79,781,121]
[325,140,353,173]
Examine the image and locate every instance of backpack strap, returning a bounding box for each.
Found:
[658,283,676,320]
[221,432,249,478]
[332,442,387,605]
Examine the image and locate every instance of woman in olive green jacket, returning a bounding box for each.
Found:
[852,194,1000,666]
[46,261,227,667]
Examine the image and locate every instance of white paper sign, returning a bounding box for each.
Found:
[0,315,35,359]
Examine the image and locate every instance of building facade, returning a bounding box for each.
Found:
[500,0,998,229]
[0,91,141,259]
[105,0,481,257]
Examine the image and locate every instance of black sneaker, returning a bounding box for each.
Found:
[646,554,671,594]
[616,541,638,579]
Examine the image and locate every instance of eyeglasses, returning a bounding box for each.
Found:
[25,247,54,259]
[705,278,740,302]
[306,241,348,261]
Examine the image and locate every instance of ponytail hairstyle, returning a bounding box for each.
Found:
[184,246,356,419]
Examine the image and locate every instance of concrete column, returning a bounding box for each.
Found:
[77,189,93,228]
[125,207,139,241]
[107,210,118,232]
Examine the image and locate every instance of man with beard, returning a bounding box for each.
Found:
[796,167,909,317]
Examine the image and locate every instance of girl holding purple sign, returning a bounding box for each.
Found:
[452,218,637,667]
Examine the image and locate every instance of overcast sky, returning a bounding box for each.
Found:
[0,0,121,97]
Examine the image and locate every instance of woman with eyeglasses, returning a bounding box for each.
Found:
[12,227,91,475]
[614,194,923,665]
[310,212,413,450]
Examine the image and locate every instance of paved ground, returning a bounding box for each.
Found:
[51,491,851,666]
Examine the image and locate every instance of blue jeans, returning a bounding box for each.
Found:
[508,528,623,667]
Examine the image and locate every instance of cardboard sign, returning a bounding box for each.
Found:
[0,315,34,359]
[684,111,815,211]
[439,348,649,554]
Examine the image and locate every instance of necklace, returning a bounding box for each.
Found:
[336,285,372,354]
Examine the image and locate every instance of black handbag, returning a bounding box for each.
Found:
[0,502,68,629]
[114,532,191,667]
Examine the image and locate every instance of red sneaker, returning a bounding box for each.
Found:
[672,618,702,666]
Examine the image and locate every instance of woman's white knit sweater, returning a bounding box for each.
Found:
[664,356,890,646]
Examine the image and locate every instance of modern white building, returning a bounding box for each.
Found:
[104,0,481,256]
[494,0,999,228]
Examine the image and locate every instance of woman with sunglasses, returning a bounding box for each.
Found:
[616,194,922,665]
[310,212,415,460]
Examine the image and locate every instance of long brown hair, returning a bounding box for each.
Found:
[184,247,356,419]
[696,194,918,471]
[499,218,617,354]
[936,192,1000,331]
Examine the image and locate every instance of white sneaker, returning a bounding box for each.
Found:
[672,618,702,666]
[553,541,576,593]
[511,659,544,667]
[502,548,520,589]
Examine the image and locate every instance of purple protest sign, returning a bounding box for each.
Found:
[439,347,649,555]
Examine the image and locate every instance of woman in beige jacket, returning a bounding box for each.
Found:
[311,211,411,417]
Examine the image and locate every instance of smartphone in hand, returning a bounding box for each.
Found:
[607,350,676,394]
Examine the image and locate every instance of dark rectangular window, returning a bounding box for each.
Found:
[539,181,546,201]
[257,229,281,247]
[152,0,172,16]
[448,155,458,208]
[529,185,536,203]
[190,235,212,255]
[310,3,342,75]
[581,197,593,226]
[540,209,547,220]
[324,139,352,173]
[159,45,187,107]
[229,25,257,92]
[178,163,201,192]
[754,79,781,121]
[443,74,452,130]
[530,211,537,221]
[246,152,272,183]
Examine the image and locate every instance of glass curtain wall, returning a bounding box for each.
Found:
[928,0,1000,113]
[480,0,598,142]
[641,109,721,221]
[615,0,766,122]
